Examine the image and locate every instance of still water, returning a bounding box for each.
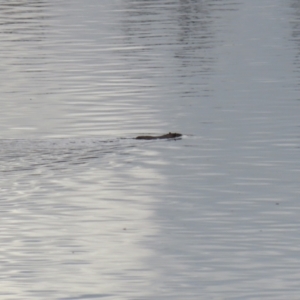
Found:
[1,0,300,299]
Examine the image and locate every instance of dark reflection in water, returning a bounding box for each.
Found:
[120,0,221,99]
[0,1,49,43]
[290,0,300,91]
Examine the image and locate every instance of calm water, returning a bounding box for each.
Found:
[1,1,300,299]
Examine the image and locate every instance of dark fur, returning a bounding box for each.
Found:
[136,132,182,140]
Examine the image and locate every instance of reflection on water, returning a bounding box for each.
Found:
[290,0,300,92]
[1,137,165,299]
[1,0,300,299]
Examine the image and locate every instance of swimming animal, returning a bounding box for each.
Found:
[135,132,182,140]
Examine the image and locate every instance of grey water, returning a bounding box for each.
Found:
[1,0,300,299]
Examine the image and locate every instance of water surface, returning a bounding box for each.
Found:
[1,1,300,299]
